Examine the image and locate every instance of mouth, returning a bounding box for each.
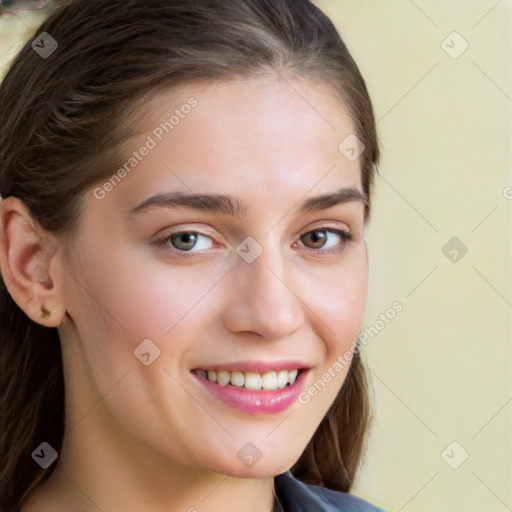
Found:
[191,364,309,414]
[193,368,303,391]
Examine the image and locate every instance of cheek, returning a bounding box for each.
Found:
[104,261,228,340]
[297,250,366,411]
[305,247,368,353]
[61,250,218,461]
[295,256,367,417]
[64,246,224,363]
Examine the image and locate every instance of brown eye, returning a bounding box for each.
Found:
[301,230,328,249]
[299,228,352,252]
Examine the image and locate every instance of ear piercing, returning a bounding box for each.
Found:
[40,306,51,319]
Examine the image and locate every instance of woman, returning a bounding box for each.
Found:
[0,1,384,510]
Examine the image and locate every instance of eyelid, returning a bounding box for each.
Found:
[153,223,217,240]
[303,220,351,234]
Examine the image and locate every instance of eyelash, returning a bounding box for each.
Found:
[152,227,353,257]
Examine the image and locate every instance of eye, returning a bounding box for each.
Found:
[155,231,214,254]
[153,227,353,257]
[299,228,353,253]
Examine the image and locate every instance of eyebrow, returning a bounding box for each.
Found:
[129,187,368,218]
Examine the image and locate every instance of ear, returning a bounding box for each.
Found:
[0,196,66,327]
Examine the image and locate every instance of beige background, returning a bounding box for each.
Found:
[315,1,512,511]
[1,1,511,511]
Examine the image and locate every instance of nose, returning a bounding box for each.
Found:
[222,240,305,340]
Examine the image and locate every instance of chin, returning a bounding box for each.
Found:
[205,451,300,479]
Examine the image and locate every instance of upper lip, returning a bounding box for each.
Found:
[192,360,311,373]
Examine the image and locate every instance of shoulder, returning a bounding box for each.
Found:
[274,471,387,512]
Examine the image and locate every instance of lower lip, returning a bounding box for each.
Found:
[192,370,308,415]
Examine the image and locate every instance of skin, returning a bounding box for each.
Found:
[1,75,368,512]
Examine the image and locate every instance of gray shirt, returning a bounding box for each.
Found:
[273,471,386,512]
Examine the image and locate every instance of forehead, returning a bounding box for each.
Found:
[93,76,363,218]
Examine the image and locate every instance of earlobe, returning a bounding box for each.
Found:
[0,197,66,327]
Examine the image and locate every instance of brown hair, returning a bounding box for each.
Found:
[0,1,379,510]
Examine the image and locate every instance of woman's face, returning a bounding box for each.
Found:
[58,76,368,478]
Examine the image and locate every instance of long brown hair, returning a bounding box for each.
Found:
[0,1,379,510]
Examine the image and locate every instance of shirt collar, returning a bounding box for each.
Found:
[274,471,335,512]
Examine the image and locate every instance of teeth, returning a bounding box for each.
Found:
[261,371,277,390]
[244,372,261,390]
[217,370,230,386]
[277,370,288,389]
[197,368,301,390]
[230,371,245,387]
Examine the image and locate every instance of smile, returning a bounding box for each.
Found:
[195,369,300,391]
[191,365,309,414]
